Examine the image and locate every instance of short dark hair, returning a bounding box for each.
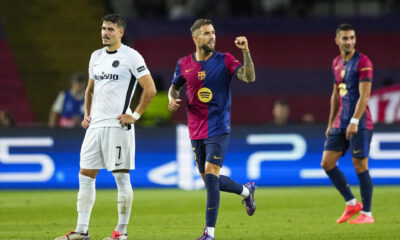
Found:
[336,23,355,35]
[190,19,213,35]
[102,13,126,30]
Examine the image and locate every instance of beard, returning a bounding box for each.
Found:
[200,43,214,53]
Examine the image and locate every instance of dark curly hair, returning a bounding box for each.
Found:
[102,13,126,30]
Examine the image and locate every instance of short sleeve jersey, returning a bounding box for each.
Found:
[88,44,150,128]
[172,51,241,140]
[332,51,373,130]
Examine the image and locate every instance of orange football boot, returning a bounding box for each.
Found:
[336,201,363,223]
[348,213,375,224]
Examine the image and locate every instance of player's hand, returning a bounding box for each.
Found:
[168,98,182,112]
[346,123,358,140]
[234,36,249,52]
[325,126,333,138]
[81,116,91,129]
[118,114,136,127]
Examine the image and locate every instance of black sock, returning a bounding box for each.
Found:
[219,175,243,195]
[325,166,354,201]
[205,173,220,228]
[357,170,373,212]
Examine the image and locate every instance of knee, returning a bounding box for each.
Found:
[352,158,368,173]
[205,162,221,176]
[321,161,335,171]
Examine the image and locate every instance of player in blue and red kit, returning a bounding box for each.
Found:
[168,19,256,240]
[321,23,375,224]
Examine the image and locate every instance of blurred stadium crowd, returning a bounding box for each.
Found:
[0,0,399,128]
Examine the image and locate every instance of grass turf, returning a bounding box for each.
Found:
[0,186,399,240]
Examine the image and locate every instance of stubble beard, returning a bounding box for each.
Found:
[200,44,214,54]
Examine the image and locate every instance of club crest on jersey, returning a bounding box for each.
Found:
[338,83,347,97]
[340,69,346,78]
[198,71,206,81]
[112,60,119,68]
[197,87,213,103]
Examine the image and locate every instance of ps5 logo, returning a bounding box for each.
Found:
[0,138,55,182]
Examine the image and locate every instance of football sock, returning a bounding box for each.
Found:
[76,174,96,234]
[361,211,372,217]
[345,198,357,206]
[219,175,243,195]
[113,172,133,234]
[240,185,250,198]
[325,166,355,201]
[205,173,220,229]
[357,170,373,212]
[207,227,215,238]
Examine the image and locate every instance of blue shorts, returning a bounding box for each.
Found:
[324,128,373,159]
[191,133,230,173]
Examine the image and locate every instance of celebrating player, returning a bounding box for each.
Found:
[168,19,256,240]
[55,14,156,240]
[321,23,374,224]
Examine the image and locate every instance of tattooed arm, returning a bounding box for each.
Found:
[234,36,255,83]
[168,84,183,112]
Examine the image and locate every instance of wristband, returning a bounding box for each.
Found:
[132,112,141,121]
[350,118,359,125]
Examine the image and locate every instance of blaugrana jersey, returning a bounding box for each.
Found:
[172,51,242,140]
[332,51,374,130]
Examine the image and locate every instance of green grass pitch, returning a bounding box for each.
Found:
[1,186,399,240]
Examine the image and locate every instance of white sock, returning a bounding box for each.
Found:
[206,227,215,238]
[361,211,372,217]
[345,198,356,206]
[240,185,250,198]
[113,172,133,234]
[76,174,96,234]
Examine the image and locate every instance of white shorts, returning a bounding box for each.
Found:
[80,127,135,171]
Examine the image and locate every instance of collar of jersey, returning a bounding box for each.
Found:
[192,51,216,63]
[106,49,118,54]
[342,50,359,64]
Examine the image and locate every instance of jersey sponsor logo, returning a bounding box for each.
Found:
[339,83,348,97]
[198,71,206,80]
[197,87,213,103]
[137,66,146,72]
[214,155,222,159]
[340,69,346,78]
[185,68,194,73]
[94,73,119,81]
[112,60,119,68]
[353,150,362,154]
[334,66,340,70]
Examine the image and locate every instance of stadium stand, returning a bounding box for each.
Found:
[127,18,400,124]
[0,20,35,124]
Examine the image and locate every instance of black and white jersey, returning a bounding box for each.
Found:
[88,44,150,128]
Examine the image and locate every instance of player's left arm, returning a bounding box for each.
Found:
[346,56,373,140]
[234,36,256,83]
[118,74,157,126]
[346,81,372,140]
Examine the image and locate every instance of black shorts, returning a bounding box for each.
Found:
[324,128,373,158]
[191,133,230,173]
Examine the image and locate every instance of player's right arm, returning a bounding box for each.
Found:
[168,85,183,112]
[326,83,340,137]
[81,78,94,129]
[168,59,185,112]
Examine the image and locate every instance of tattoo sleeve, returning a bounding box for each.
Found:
[237,51,255,83]
[168,84,182,99]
